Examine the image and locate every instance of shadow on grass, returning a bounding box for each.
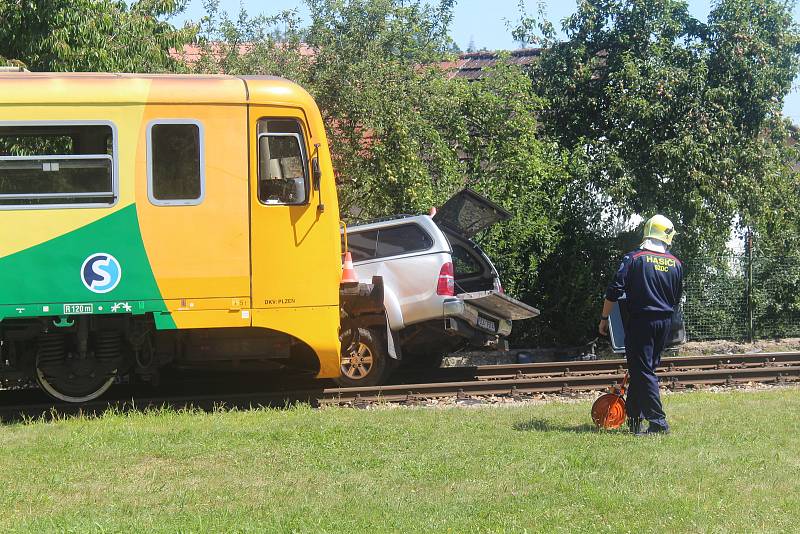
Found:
[513,419,601,433]
[0,373,331,425]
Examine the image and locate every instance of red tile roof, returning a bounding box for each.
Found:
[172,42,316,64]
[172,44,541,80]
[442,49,541,80]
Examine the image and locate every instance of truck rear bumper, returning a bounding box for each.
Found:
[442,316,509,350]
[442,298,512,338]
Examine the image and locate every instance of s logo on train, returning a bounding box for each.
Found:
[81,253,122,294]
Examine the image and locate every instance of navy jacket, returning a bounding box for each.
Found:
[606,248,683,315]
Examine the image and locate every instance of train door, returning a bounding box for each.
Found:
[247,105,341,376]
[249,107,320,306]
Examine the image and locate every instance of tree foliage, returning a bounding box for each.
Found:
[187,0,308,80]
[300,0,461,215]
[506,0,800,344]
[0,0,194,71]
[451,62,569,316]
[517,0,800,259]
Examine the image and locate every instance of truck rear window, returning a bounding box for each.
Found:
[347,224,433,262]
[0,124,115,208]
[452,244,482,276]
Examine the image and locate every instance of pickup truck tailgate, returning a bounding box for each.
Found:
[459,291,539,321]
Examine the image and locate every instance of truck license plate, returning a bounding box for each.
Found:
[477,316,496,331]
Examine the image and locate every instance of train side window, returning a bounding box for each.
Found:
[256,118,308,205]
[147,120,204,206]
[0,122,117,209]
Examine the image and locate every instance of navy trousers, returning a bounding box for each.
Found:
[625,313,672,429]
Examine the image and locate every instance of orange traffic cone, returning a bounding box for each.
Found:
[341,251,358,285]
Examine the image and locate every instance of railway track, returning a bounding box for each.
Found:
[427,351,800,381]
[0,352,798,420]
[321,352,800,404]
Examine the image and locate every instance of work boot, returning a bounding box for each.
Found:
[645,423,670,435]
[627,417,644,436]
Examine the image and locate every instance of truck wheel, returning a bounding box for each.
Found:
[335,327,396,388]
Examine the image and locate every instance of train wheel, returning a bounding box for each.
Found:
[35,331,120,403]
[335,327,395,387]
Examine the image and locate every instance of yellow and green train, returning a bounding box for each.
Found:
[0,71,368,402]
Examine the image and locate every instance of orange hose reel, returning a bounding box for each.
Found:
[591,372,629,429]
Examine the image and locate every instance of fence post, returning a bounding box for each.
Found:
[746,231,754,342]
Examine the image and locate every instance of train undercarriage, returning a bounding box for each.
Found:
[0,315,321,403]
[0,280,385,403]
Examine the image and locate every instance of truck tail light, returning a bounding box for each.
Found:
[437,262,455,296]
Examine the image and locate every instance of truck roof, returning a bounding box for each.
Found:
[0,72,316,108]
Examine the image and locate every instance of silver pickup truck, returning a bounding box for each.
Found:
[338,189,539,386]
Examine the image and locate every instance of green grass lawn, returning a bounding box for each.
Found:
[1,388,799,533]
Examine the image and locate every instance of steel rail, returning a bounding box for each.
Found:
[477,351,800,374]
[410,352,800,383]
[319,364,800,404]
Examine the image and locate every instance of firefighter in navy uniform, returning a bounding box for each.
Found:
[598,215,683,435]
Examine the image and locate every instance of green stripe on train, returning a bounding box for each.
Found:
[0,204,176,328]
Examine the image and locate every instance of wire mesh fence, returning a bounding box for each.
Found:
[683,252,800,341]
